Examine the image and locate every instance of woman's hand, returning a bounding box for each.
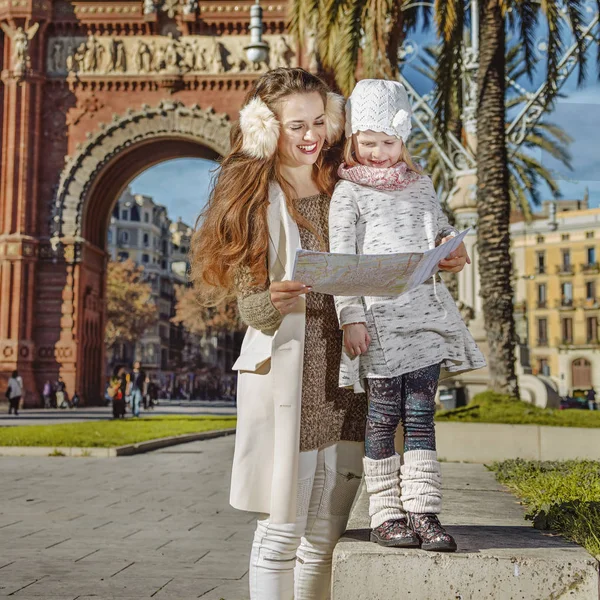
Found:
[438,238,471,274]
[343,323,371,357]
[270,280,311,316]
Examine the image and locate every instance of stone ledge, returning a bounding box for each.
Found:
[0,428,236,457]
[332,464,599,600]
[396,422,600,463]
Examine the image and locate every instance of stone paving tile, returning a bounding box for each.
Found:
[0,436,254,599]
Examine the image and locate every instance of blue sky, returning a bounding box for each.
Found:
[131,14,600,225]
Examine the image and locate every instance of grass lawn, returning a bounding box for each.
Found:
[435,391,600,428]
[0,416,237,448]
[489,459,600,558]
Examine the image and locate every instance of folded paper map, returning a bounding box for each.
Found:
[291,229,470,297]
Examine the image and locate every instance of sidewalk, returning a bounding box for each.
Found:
[332,463,599,599]
[0,403,236,427]
[0,435,254,599]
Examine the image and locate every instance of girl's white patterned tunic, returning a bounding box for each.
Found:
[329,175,486,388]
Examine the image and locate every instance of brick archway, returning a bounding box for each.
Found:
[51,100,230,247]
[0,0,307,404]
[46,103,230,405]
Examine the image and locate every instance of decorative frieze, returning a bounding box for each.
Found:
[46,33,295,77]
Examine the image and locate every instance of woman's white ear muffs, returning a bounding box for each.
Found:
[325,92,345,144]
[239,97,280,159]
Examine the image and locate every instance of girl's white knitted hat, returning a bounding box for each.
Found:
[345,79,412,142]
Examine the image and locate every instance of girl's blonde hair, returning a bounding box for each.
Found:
[343,135,421,173]
[189,68,341,305]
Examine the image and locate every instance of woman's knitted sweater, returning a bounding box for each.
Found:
[236,193,367,452]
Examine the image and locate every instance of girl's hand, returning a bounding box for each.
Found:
[342,323,371,357]
[438,239,471,274]
[270,280,311,316]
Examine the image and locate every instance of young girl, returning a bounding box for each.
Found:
[329,79,486,552]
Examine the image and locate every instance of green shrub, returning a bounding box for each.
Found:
[489,459,600,558]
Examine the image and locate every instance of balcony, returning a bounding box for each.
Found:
[536,300,548,309]
[513,300,527,313]
[555,264,574,276]
[555,298,575,310]
[555,336,574,347]
[581,262,600,274]
[536,338,549,347]
[577,298,600,310]
[535,266,546,275]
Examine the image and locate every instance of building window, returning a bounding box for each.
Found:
[536,251,545,274]
[143,233,149,247]
[587,247,596,265]
[119,231,129,244]
[537,318,548,346]
[561,282,573,306]
[144,212,150,223]
[142,254,149,263]
[130,205,141,222]
[561,317,573,344]
[536,235,545,244]
[586,231,595,239]
[586,281,596,301]
[587,317,598,343]
[107,230,113,244]
[538,358,550,376]
[561,249,571,272]
[537,284,547,308]
[121,210,128,220]
[117,251,129,261]
[561,234,570,241]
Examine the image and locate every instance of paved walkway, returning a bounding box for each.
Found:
[0,436,254,599]
[0,403,236,427]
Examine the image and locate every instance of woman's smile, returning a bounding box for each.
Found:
[298,142,318,154]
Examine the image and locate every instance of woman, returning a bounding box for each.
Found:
[6,370,23,416]
[191,68,368,600]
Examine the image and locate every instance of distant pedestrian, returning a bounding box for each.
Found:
[6,370,23,416]
[587,388,597,411]
[43,379,53,408]
[55,376,70,409]
[130,361,145,418]
[71,392,80,408]
[110,367,128,419]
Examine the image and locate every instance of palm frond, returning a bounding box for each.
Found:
[512,0,539,81]
[541,0,564,102]
[563,0,588,85]
[432,0,464,135]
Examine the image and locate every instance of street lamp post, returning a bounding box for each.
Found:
[245,0,269,67]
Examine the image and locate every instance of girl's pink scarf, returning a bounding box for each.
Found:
[337,161,422,191]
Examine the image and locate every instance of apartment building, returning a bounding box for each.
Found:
[512,199,600,396]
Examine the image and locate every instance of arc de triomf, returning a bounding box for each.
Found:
[0,0,307,404]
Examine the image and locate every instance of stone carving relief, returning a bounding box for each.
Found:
[47,34,296,77]
[0,22,40,78]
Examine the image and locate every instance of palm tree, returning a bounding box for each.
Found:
[434,1,594,397]
[411,43,573,220]
[289,0,423,93]
[290,0,595,396]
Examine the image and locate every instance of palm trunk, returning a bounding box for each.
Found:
[476,1,519,397]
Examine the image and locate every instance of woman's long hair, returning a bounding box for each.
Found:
[190,68,340,305]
